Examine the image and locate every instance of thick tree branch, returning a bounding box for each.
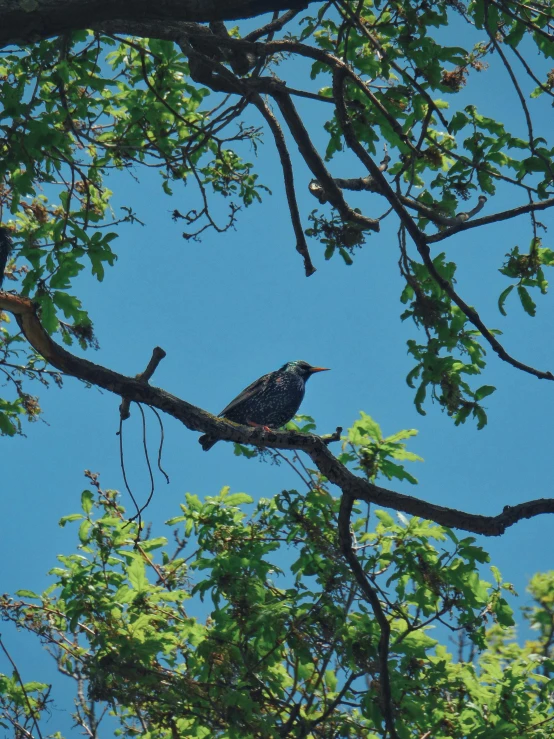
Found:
[227,36,415,150]
[173,32,413,150]
[268,86,380,232]
[1,289,553,538]
[0,0,318,48]
[418,195,487,228]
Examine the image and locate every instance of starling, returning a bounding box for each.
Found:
[199,360,329,451]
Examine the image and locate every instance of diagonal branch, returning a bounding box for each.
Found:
[484,0,554,183]
[338,493,399,739]
[0,634,44,739]
[333,0,450,130]
[427,197,554,244]
[309,178,488,228]
[252,94,316,276]
[331,67,554,383]
[267,85,380,232]
[176,31,414,150]
[244,8,302,42]
[235,36,415,150]
[1,289,553,538]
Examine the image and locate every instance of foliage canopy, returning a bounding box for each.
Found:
[2,416,554,738]
[0,0,553,433]
[1,0,554,737]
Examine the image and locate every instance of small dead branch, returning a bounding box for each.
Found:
[119,346,166,421]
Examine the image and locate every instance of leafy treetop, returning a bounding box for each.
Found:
[0,0,553,436]
[1,414,553,738]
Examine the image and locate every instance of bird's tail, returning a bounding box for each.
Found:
[198,434,217,452]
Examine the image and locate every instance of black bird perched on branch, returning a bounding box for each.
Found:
[0,227,13,289]
[199,360,330,451]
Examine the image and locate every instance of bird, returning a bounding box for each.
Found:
[199,360,330,451]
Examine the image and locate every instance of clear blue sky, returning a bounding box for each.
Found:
[1,13,553,735]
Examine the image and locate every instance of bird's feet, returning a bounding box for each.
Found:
[247,420,272,432]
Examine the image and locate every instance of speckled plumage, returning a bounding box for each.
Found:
[199,360,329,451]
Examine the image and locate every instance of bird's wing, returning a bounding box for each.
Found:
[219,370,276,418]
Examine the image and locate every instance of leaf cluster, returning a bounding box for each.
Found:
[400,254,495,428]
[0,414,552,737]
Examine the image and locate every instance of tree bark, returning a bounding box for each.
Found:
[0,0,316,48]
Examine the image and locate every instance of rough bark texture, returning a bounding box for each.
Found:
[0,0,315,48]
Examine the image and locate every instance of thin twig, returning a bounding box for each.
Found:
[0,634,44,739]
[427,196,554,243]
[129,403,156,519]
[148,405,171,484]
[118,413,143,543]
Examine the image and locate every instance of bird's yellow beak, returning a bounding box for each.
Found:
[309,367,330,373]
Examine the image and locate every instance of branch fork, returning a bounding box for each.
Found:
[119,346,166,421]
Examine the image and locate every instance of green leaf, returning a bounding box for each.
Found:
[357,411,382,441]
[449,111,469,133]
[127,557,149,593]
[494,597,515,626]
[385,428,418,443]
[78,519,91,543]
[81,490,94,515]
[497,284,514,316]
[338,247,353,265]
[517,285,536,316]
[379,458,419,485]
[414,383,427,415]
[474,385,495,401]
[37,294,59,334]
[473,405,488,430]
[504,21,526,48]
[50,256,84,289]
[324,670,338,692]
[233,443,258,459]
[0,411,17,436]
[53,291,86,322]
[141,536,168,552]
[59,513,84,526]
[375,510,395,528]
[224,493,254,506]
[15,590,40,599]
